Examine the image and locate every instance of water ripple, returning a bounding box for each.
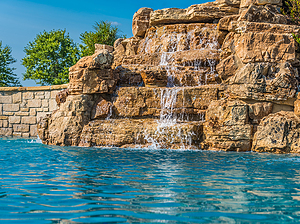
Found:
[1,137,300,223]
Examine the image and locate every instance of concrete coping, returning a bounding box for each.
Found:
[0,84,68,92]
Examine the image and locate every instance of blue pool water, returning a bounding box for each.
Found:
[1,138,300,223]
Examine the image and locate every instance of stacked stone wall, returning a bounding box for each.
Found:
[0,84,67,138]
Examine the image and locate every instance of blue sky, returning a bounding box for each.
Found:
[0,0,206,86]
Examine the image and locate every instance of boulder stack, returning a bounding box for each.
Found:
[38,0,300,153]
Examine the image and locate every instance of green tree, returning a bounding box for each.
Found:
[22,29,80,86]
[282,0,300,45]
[283,0,300,25]
[0,41,21,87]
[80,21,125,57]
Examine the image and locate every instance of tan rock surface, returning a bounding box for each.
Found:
[240,0,282,9]
[132,8,153,38]
[294,94,300,117]
[229,21,300,34]
[113,86,220,118]
[91,96,113,119]
[225,62,298,103]
[216,0,241,7]
[95,44,114,53]
[202,99,253,152]
[38,94,94,146]
[69,50,118,94]
[218,15,240,31]
[252,111,300,153]
[78,118,203,149]
[150,2,239,26]
[239,5,287,24]
[55,89,69,107]
[234,32,296,64]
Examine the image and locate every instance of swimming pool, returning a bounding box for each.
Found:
[0,137,300,223]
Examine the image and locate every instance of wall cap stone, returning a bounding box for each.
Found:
[0,84,68,92]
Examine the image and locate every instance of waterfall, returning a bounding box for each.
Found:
[142,25,220,149]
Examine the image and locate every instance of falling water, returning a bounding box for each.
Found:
[143,25,220,148]
[159,88,180,126]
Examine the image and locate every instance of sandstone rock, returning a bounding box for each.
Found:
[114,38,124,49]
[138,23,220,54]
[124,38,141,56]
[78,118,203,149]
[225,62,298,103]
[91,96,113,120]
[141,69,168,87]
[248,102,273,124]
[234,32,296,64]
[294,94,300,117]
[113,23,222,87]
[239,5,287,24]
[252,111,300,153]
[114,67,144,87]
[218,15,240,31]
[37,114,51,142]
[69,50,118,94]
[55,89,69,107]
[229,21,300,34]
[93,49,114,66]
[220,32,235,59]
[95,44,114,53]
[216,0,241,7]
[216,54,243,80]
[240,0,282,9]
[132,7,153,38]
[202,99,253,151]
[71,49,113,70]
[150,2,239,26]
[38,95,94,146]
[113,86,220,118]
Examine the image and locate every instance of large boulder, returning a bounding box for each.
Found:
[225,62,298,104]
[239,5,287,24]
[55,89,69,107]
[234,32,296,64]
[229,21,300,34]
[217,21,299,92]
[149,2,239,26]
[68,49,117,94]
[132,7,153,38]
[78,118,203,149]
[252,111,300,153]
[113,86,220,118]
[37,94,94,146]
[202,99,253,152]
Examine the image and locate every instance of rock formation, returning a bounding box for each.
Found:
[38,0,300,153]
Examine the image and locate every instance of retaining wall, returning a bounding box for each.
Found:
[0,84,68,138]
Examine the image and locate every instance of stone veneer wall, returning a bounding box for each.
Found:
[0,84,68,138]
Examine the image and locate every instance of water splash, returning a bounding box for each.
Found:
[29,136,42,144]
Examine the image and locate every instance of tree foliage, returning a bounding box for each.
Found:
[22,29,80,86]
[80,21,125,57]
[282,0,300,46]
[283,0,300,25]
[0,41,21,87]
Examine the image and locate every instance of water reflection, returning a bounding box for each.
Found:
[1,138,300,223]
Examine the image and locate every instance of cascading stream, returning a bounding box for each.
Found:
[145,27,220,149]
